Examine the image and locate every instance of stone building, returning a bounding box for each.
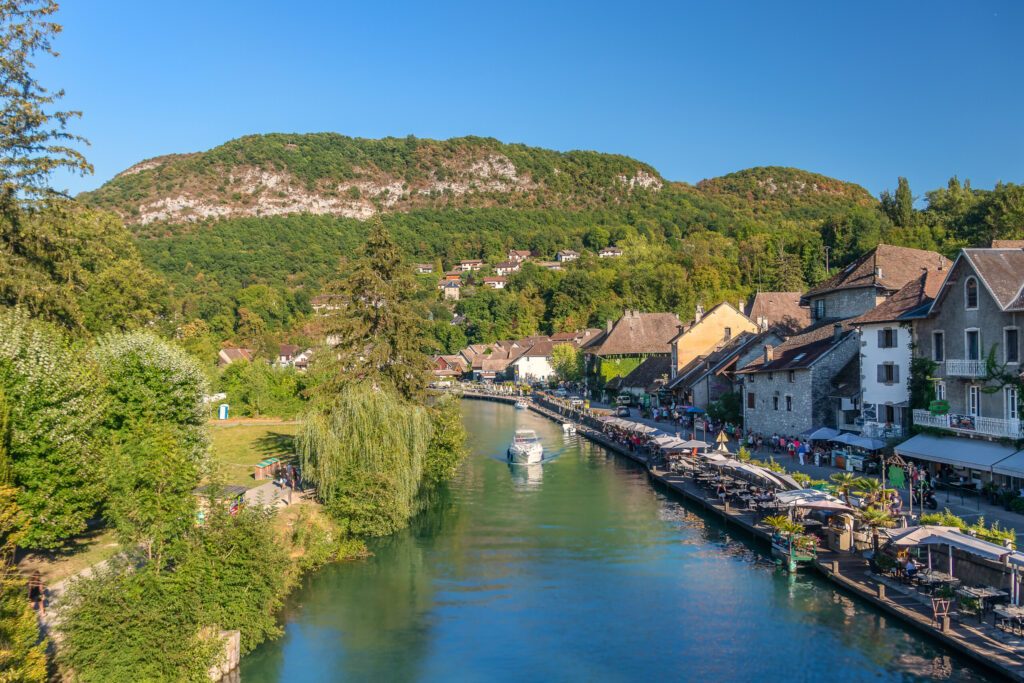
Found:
[801,244,950,323]
[586,310,681,395]
[897,247,1024,488]
[737,323,859,436]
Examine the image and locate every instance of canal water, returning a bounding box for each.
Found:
[241,400,989,682]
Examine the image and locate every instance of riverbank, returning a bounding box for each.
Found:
[459,391,1024,682]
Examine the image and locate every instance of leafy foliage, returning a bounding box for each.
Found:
[551,343,583,382]
[218,360,307,418]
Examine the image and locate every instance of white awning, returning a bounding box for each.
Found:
[894,433,1020,472]
[993,451,1024,479]
[887,525,1011,562]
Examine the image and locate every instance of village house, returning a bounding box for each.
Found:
[556,249,579,263]
[617,355,673,408]
[508,249,532,263]
[218,347,254,367]
[432,355,468,380]
[801,244,950,323]
[848,269,946,439]
[510,340,559,384]
[744,292,810,334]
[457,259,484,272]
[586,310,681,396]
[598,246,623,258]
[737,323,859,437]
[482,276,507,290]
[668,302,759,378]
[310,294,344,314]
[534,261,563,271]
[896,246,1024,489]
[441,281,461,301]
[415,263,435,274]
[668,328,786,411]
[277,344,302,366]
[494,261,521,276]
[437,272,461,289]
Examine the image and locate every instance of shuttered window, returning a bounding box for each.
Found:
[877,328,897,348]
[877,363,899,384]
[747,392,756,409]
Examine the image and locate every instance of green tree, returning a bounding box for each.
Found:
[104,425,199,570]
[313,219,430,400]
[0,0,91,207]
[297,383,430,536]
[421,395,468,489]
[881,177,914,228]
[550,343,583,382]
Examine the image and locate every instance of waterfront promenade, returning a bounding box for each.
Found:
[459,389,1024,681]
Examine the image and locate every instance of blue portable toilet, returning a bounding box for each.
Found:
[218,404,229,420]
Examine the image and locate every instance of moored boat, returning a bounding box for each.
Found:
[515,400,529,410]
[508,429,543,464]
[562,422,576,434]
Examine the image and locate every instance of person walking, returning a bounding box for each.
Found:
[28,571,45,618]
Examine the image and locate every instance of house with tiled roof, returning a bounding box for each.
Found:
[457,259,484,272]
[586,310,681,396]
[849,269,947,438]
[598,246,623,258]
[218,347,255,367]
[737,322,859,436]
[482,276,507,289]
[619,356,673,403]
[415,263,435,274]
[508,249,532,263]
[896,247,1024,486]
[801,244,950,322]
[745,292,810,334]
[494,261,521,276]
[669,302,759,377]
[556,249,579,263]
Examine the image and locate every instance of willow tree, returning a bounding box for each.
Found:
[296,383,431,537]
[311,218,431,401]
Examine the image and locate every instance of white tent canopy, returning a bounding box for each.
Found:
[886,525,1012,563]
[804,427,840,441]
[776,489,853,510]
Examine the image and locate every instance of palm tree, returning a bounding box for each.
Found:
[860,506,896,553]
[830,472,858,505]
[855,477,884,506]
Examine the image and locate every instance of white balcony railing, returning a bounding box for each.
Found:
[944,359,986,377]
[912,409,1024,439]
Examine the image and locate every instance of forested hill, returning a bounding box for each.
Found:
[78,133,667,226]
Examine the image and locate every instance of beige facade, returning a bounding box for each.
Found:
[669,303,758,376]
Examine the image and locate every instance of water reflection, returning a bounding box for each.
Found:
[241,401,989,683]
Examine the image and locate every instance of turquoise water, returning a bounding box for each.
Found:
[240,400,988,682]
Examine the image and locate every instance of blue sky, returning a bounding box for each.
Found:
[42,1,1023,199]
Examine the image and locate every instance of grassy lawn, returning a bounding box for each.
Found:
[210,422,299,489]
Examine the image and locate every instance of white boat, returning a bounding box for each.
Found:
[515,400,528,410]
[508,429,543,463]
[562,422,576,434]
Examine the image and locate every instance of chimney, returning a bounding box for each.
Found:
[833,323,843,343]
[738,300,745,314]
[606,319,613,333]
[694,303,704,323]
[763,344,774,364]
[875,266,883,278]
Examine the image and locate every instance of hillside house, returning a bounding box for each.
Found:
[599,246,623,258]
[897,247,1024,489]
[738,323,859,436]
[535,261,563,271]
[415,263,435,274]
[482,276,507,290]
[508,249,532,263]
[218,347,254,367]
[556,249,579,263]
[849,269,945,438]
[494,261,521,276]
[310,294,344,314]
[801,244,950,323]
[457,259,484,272]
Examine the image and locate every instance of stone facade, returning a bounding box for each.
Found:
[914,258,1022,425]
[807,287,882,323]
[740,333,858,436]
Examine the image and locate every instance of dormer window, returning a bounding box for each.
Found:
[965,277,979,310]
[812,299,825,320]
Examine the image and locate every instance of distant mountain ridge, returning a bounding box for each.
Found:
[79,134,666,225]
[78,133,875,227]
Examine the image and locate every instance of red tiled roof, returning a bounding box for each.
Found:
[593,311,681,356]
[745,292,810,333]
[739,322,853,373]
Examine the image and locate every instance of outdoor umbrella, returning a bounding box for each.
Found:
[716,431,730,446]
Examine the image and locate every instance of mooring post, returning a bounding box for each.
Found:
[877,584,886,600]
[832,560,840,576]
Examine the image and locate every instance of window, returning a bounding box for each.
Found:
[878,328,898,349]
[812,299,825,320]
[877,363,899,384]
[965,277,979,309]
[967,385,980,417]
[788,370,796,383]
[747,392,756,409]
[936,381,946,401]
[723,327,732,341]
[785,395,793,411]
[772,396,779,411]
[1007,387,1019,422]
[883,404,896,424]
[932,331,945,362]
[1006,328,1020,364]
[965,329,981,361]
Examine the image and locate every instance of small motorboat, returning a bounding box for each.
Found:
[508,429,543,464]
[562,422,576,434]
[515,400,529,410]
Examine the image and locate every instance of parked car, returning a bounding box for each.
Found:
[616,406,631,417]
[554,388,568,398]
